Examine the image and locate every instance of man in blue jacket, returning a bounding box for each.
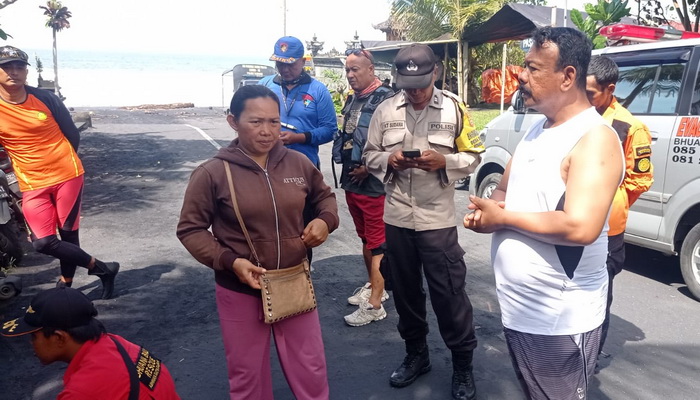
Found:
[259,36,337,168]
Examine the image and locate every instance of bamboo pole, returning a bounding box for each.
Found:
[500,43,507,114]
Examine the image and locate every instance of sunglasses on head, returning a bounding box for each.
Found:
[345,48,374,63]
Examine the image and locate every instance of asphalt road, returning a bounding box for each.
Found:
[1,107,700,399]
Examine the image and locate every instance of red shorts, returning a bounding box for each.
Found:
[345,191,386,251]
[23,175,84,239]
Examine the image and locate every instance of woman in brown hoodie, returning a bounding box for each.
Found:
[177,85,338,400]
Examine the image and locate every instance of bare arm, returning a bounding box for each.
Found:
[490,158,511,202]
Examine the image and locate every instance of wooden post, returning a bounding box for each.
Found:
[500,43,507,114]
[460,40,468,104]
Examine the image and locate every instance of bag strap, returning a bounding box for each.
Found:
[109,336,140,400]
[223,160,261,266]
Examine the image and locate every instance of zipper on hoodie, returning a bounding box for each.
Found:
[237,149,282,270]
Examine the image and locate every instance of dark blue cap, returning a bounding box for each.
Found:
[1,287,97,337]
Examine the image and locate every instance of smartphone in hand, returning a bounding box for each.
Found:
[402,149,421,158]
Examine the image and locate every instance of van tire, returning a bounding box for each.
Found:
[680,223,700,301]
[477,173,502,199]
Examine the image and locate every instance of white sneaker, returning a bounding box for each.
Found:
[344,302,387,327]
[347,283,389,305]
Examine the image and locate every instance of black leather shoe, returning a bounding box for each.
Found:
[452,350,476,400]
[88,261,119,299]
[389,345,431,388]
[452,366,476,400]
[56,279,72,288]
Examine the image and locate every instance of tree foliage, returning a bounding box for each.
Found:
[571,0,631,49]
[40,1,72,31]
[40,1,72,98]
[391,0,511,104]
[670,0,700,31]
[320,69,347,114]
[392,0,497,41]
[0,0,20,10]
[633,0,700,31]
[0,0,21,40]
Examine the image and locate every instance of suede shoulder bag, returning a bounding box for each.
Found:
[223,160,317,324]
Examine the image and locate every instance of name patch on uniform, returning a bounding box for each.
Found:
[428,122,455,131]
[283,177,306,186]
[381,121,405,130]
[635,145,651,158]
[135,347,162,390]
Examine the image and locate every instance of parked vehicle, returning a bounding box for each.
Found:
[0,147,24,265]
[469,29,700,300]
[0,269,21,300]
[221,64,276,109]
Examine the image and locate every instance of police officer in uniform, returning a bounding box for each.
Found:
[364,44,484,400]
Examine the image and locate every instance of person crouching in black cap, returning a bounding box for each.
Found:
[2,287,180,399]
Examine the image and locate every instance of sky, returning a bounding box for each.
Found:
[0,0,394,57]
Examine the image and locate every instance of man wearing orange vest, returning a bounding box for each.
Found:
[586,55,654,362]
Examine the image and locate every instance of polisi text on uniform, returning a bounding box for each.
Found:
[429,123,455,131]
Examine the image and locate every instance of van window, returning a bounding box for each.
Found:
[690,72,700,115]
[614,63,683,115]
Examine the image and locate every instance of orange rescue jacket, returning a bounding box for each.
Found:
[603,98,654,236]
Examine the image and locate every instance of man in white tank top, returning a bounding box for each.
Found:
[464,27,624,400]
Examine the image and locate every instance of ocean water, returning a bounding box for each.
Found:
[24,49,271,108]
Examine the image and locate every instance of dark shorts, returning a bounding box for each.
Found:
[504,325,601,400]
[345,191,385,251]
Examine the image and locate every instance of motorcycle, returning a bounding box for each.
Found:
[0,147,25,265]
[0,147,25,300]
[0,269,21,300]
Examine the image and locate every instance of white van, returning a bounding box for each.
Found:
[469,36,700,300]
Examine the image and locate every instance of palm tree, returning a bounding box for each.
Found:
[39,1,72,98]
[391,0,511,104]
[393,0,495,41]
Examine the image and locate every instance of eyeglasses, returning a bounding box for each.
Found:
[345,48,374,63]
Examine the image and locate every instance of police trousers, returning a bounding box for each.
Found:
[385,224,477,351]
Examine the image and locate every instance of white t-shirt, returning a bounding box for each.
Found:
[492,107,618,335]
